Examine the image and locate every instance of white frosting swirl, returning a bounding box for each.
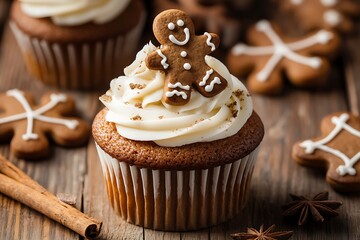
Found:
[20,0,131,26]
[101,42,253,147]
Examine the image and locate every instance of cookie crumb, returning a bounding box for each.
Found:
[130,83,146,90]
[135,102,143,108]
[131,115,142,121]
[158,116,164,119]
[100,94,112,103]
[233,90,244,98]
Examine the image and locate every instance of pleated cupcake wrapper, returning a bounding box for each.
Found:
[95,144,259,231]
[9,12,146,90]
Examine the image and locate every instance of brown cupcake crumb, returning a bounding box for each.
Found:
[130,83,146,89]
[100,94,112,103]
[233,90,244,98]
[131,115,142,121]
[135,102,143,108]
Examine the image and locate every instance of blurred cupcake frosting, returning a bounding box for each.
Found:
[20,0,131,26]
[100,42,253,147]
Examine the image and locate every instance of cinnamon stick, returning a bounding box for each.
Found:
[0,155,102,239]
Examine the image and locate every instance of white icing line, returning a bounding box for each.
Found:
[199,69,214,86]
[205,77,221,92]
[168,82,190,90]
[204,32,216,51]
[0,89,79,141]
[165,90,188,99]
[300,113,360,176]
[156,49,169,69]
[169,28,190,46]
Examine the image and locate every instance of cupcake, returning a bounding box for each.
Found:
[92,9,264,231]
[10,0,146,90]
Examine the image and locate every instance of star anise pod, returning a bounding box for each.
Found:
[230,224,293,240]
[282,191,342,226]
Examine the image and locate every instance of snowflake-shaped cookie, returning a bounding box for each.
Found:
[280,0,360,33]
[292,112,360,192]
[227,20,340,94]
[0,89,89,159]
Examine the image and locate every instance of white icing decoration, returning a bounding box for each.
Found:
[205,77,221,92]
[199,69,214,87]
[180,51,187,57]
[231,20,333,82]
[199,68,222,92]
[183,63,191,70]
[168,82,190,90]
[156,49,169,69]
[168,22,175,30]
[324,10,342,26]
[177,19,184,26]
[0,89,78,141]
[321,0,337,7]
[165,90,188,99]
[204,32,216,52]
[169,28,190,46]
[300,113,360,176]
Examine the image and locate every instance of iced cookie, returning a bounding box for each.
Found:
[292,112,360,192]
[280,0,360,33]
[146,9,228,105]
[227,20,340,95]
[0,89,89,159]
[152,0,240,48]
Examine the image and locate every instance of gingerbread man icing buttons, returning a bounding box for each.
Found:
[0,89,89,159]
[152,0,241,48]
[280,0,360,33]
[292,112,360,192]
[145,9,228,106]
[227,20,340,95]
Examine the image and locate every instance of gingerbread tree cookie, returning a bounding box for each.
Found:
[152,0,240,48]
[0,89,89,159]
[146,9,228,105]
[292,112,360,192]
[227,20,340,95]
[280,0,360,33]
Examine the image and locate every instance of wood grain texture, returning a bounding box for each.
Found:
[0,10,359,240]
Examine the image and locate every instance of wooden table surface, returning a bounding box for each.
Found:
[1,1,360,239]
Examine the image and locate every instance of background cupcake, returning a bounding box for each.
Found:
[10,0,146,90]
[92,24,264,231]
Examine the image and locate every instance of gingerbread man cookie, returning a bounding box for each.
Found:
[280,0,360,33]
[152,0,240,48]
[292,112,360,192]
[0,89,89,159]
[146,9,228,105]
[227,20,340,95]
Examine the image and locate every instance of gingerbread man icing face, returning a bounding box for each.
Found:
[146,9,228,106]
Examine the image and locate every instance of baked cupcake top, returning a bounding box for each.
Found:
[19,0,131,26]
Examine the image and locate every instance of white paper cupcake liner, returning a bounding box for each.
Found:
[9,11,146,90]
[95,143,259,231]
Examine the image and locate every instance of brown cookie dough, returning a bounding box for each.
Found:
[0,89,89,159]
[292,112,360,192]
[227,20,340,95]
[145,9,228,105]
[279,0,360,34]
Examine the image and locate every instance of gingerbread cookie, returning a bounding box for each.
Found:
[145,9,228,105]
[227,20,340,95]
[0,89,89,159]
[152,0,240,48]
[280,0,360,33]
[292,112,360,192]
